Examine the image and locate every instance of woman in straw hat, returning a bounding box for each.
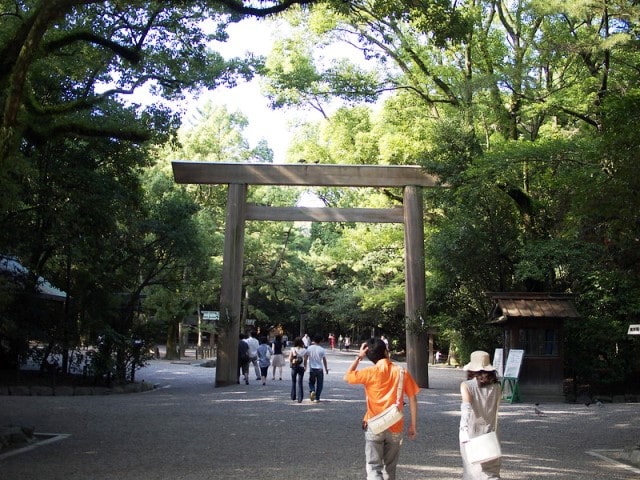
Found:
[459,350,502,479]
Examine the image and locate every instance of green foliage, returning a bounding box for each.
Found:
[178,102,251,161]
[0,0,281,200]
[287,106,384,165]
[261,13,383,115]
[267,0,640,391]
[3,0,640,395]
[87,326,155,385]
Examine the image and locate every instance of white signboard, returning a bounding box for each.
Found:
[628,324,640,335]
[201,311,219,321]
[503,349,524,379]
[493,348,504,378]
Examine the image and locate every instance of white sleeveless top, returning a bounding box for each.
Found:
[463,378,501,436]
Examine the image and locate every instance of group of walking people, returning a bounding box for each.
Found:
[240,332,501,480]
[237,331,287,385]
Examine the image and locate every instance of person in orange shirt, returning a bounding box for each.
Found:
[344,338,419,480]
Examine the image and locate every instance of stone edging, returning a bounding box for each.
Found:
[0,381,156,396]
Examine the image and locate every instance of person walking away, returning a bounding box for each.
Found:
[289,337,307,402]
[329,333,336,351]
[344,337,419,480]
[302,333,311,349]
[271,334,285,380]
[344,336,351,351]
[244,330,261,381]
[435,350,442,364]
[307,334,329,402]
[237,334,250,384]
[459,350,502,480]
[256,336,273,385]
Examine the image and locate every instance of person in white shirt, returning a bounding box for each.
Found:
[306,334,329,402]
[244,331,261,381]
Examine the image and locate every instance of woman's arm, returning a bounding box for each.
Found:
[461,381,472,403]
[459,382,473,443]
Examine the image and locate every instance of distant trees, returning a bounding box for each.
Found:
[1,0,639,394]
[0,0,297,380]
[261,0,640,390]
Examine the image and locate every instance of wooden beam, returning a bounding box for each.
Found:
[172,162,438,187]
[246,205,405,223]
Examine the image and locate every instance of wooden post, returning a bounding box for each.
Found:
[404,186,429,388]
[216,184,247,387]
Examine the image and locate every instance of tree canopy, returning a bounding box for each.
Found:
[260,0,640,391]
[1,0,639,395]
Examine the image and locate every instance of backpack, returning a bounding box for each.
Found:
[239,341,250,362]
[291,353,303,368]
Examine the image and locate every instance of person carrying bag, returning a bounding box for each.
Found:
[459,350,503,479]
[344,338,419,480]
[366,367,405,434]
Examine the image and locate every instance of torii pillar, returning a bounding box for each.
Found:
[172,162,437,387]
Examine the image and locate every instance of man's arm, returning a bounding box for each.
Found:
[343,342,368,380]
[323,355,329,374]
[407,394,418,440]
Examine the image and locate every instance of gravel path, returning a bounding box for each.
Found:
[1,349,639,479]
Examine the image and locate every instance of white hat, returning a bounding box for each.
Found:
[463,351,496,372]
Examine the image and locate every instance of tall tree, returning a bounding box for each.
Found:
[265,0,640,388]
[0,0,315,199]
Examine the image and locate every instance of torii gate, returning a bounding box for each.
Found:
[172,162,438,388]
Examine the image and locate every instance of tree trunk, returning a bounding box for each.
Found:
[165,320,180,360]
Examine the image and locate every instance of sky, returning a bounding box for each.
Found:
[121,17,304,163]
[203,18,314,163]
[205,17,329,207]
[199,16,373,164]
[126,15,374,164]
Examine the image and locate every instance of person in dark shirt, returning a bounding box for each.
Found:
[237,333,250,385]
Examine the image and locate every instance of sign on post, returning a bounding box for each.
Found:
[502,349,524,403]
[503,349,524,379]
[493,348,504,378]
[201,311,219,321]
[628,324,640,335]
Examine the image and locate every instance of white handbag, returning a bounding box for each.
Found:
[465,431,502,464]
[366,368,404,434]
[464,400,502,464]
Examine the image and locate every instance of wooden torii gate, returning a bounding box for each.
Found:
[172,162,438,388]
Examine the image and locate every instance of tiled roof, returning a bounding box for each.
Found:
[488,292,580,323]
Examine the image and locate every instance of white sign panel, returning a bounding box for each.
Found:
[628,324,640,335]
[201,311,219,321]
[493,348,504,378]
[503,349,524,379]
